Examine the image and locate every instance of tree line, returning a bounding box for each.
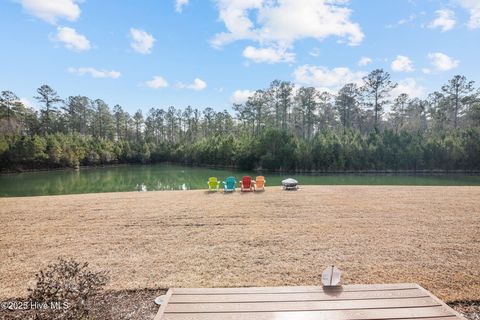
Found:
[1,69,479,172]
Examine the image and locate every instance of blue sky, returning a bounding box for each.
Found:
[1,0,479,114]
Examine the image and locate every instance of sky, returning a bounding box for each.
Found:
[1,0,479,114]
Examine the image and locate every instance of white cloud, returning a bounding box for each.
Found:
[309,48,321,57]
[456,0,480,29]
[129,28,155,54]
[391,55,415,72]
[293,65,365,90]
[19,0,81,24]
[230,89,255,104]
[145,76,169,89]
[177,78,207,91]
[398,14,417,25]
[175,0,189,12]
[242,46,295,63]
[386,13,417,28]
[211,0,364,61]
[429,9,456,32]
[54,26,91,51]
[428,52,459,71]
[19,97,39,110]
[358,56,372,67]
[422,68,431,74]
[391,78,426,98]
[68,67,121,79]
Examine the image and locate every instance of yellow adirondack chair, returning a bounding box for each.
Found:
[207,177,220,191]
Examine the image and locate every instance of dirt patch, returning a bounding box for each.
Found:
[1,186,479,302]
[450,301,480,320]
[0,288,165,319]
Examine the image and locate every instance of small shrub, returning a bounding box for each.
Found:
[28,257,109,320]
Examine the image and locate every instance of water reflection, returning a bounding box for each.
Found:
[1,164,479,197]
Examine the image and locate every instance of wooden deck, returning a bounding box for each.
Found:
[154,284,466,320]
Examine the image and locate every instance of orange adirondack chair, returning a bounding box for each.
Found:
[240,176,253,192]
[254,176,266,191]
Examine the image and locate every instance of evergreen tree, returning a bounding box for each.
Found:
[441,75,476,129]
[362,69,397,132]
[35,85,63,134]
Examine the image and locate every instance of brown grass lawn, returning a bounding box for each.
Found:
[0,186,479,302]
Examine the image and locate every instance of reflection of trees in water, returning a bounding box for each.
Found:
[0,164,479,196]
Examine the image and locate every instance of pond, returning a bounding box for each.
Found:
[1,164,479,197]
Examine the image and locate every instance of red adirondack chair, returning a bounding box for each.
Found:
[240,176,253,192]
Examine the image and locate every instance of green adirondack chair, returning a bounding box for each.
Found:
[223,176,236,192]
[207,177,220,191]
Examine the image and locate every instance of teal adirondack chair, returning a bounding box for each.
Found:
[223,176,236,192]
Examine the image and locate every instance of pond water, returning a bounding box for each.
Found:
[1,164,479,197]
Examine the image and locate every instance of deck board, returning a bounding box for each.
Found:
[154,284,466,320]
[169,289,428,303]
[172,283,417,295]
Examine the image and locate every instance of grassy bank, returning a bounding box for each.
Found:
[0,186,479,303]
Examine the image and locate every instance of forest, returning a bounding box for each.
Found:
[0,69,479,172]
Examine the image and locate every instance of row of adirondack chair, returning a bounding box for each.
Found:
[208,176,266,192]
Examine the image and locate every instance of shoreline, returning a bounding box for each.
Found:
[2,184,480,199]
